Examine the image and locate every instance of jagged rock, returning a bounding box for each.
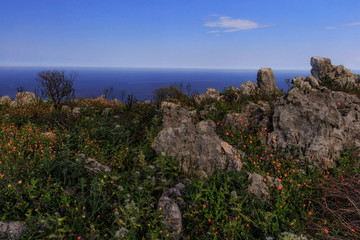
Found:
[238,81,260,97]
[11,92,39,107]
[269,86,360,169]
[61,105,71,112]
[110,98,122,105]
[0,221,26,239]
[96,94,106,101]
[41,132,56,139]
[158,183,186,239]
[310,56,360,88]
[102,108,112,116]
[84,158,111,174]
[247,173,283,202]
[257,68,279,94]
[0,96,11,105]
[194,88,222,104]
[153,102,243,176]
[223,102,272,142]
[72,107,81,116]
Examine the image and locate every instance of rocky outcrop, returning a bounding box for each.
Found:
[75,154,111,175]
[247,173,283,202]
[152,102,243,177]
[11,91,39,107]
[310,56,360,89]
[0,96,11,105]
[269,87,360,169]
[194,88,222,105]
[238,81,260,97]
[72,107,81,116]
[158,183,186,239]
[223,102,272,142]
[257,68,279,94]
[61,105,71,112]
[0,221,26,239]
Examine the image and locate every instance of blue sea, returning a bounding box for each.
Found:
[0,67,312,101]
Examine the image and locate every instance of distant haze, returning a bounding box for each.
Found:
[1,0,360,70]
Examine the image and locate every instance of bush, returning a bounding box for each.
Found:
[153,86,185,103]
[36,70,77,108]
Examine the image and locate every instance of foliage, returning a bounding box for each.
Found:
[0,83,358,239]
[36,70,77,108]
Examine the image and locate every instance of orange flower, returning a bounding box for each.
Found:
[308,211,312,215]
[208,218,211,223]
[203,205,206,209]
[324,229,329,234]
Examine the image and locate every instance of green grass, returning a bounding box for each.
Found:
[0,89,359,239]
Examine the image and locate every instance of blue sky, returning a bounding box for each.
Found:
[1,0,359,70]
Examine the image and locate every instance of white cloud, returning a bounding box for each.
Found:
[326,22,360,30]
[344,22,360,26]
[204,16,268,33]
[207,30,221,33]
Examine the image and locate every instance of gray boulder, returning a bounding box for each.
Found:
[269,87,360,169]
[152,102,243,176]
[11,92,39,107]
[0,221,26,239]
[257,68,279,94]
[310,56,360,88]
[61,105,71,112]
[72,107,81,116]
[0,96,11,105]
[223,101,272,142]
[247,173,283,202]
[194,88,222,104]
[238,81,260,97]
[84,158,111,175]
[158,183,186,239]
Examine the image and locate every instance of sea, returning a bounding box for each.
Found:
[0,67,317,101]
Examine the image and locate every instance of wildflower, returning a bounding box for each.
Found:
[208,218,211,223]
[203,205,206,208]
[324,229,329,234]
[308,211,312,215]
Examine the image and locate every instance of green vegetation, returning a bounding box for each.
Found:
[0,82,359,239]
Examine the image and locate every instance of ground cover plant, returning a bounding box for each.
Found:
[0,83,359,239]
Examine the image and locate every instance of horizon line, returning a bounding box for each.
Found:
[0,65,312,71]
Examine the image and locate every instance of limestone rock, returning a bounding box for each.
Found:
[247,173,283,202]
[194,88,222,104]
[238,81,260,97]
[257,68,279,94]
[0,96,11,105]
[11,91,39,107]
[269,87,360,169]
[96,94,106,101]
[84,158,111,175]
[72,107,81,116]
[158,183,185,239]
[247,173,269,202]
[153,102,243,176]
[0,221,26,239]
[61,105,71,112]
[223,102,272,142]
[102,108,112,116]
[310,56,360,89]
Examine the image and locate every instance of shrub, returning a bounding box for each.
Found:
[36,70,77,108]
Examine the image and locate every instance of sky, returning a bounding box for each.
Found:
[1,0,360,70]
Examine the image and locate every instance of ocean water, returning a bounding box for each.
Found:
[0,67,311,101]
